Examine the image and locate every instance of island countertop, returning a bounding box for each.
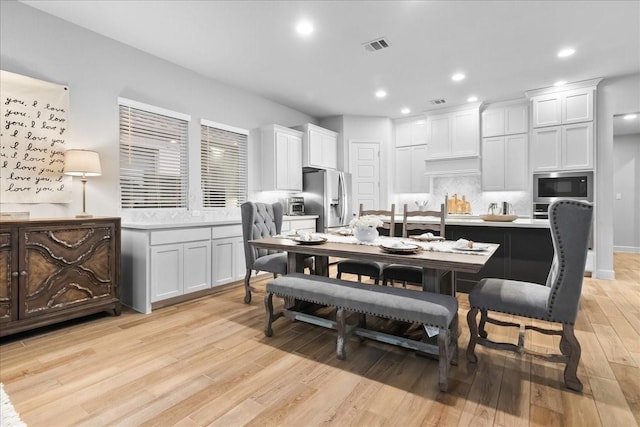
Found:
[384,216,550,229]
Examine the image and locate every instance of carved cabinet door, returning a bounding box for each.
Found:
[0,227,18,323]
[18,223,117,318]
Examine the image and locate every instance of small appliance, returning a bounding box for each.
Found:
[284,196,305,216]
[533,171,593,219]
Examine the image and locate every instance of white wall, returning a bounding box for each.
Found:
[613,133,640,252]
[0,1,314,220]
[595,73,640,279]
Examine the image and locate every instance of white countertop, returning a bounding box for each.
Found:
[122,215,318,230]
[387,215,550,229]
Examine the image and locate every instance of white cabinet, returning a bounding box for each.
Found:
[482,103,528,137]
[294,123,338,169]
[149,228,212,303]
[395,145,429,193]
[282,217,317,233]
[261,124,303,191]
[211,225,246,287]
[426,106,480,159]
[532,88,594,128]
[395,119,427,147]
[482,134,528,190]
[531,122,593,171]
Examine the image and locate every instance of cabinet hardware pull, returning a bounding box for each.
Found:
[11,271,19,277]
[19,271,27,276]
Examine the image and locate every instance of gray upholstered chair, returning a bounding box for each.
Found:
[382,204,446,287]
[466,199,593,391]
[336,204,395,284]
[241,201,312,304]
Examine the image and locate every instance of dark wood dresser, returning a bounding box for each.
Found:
[0,217,121,337]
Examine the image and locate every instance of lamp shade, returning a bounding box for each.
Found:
[64,149,102,177]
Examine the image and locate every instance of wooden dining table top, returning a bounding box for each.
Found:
[249,236,499,274]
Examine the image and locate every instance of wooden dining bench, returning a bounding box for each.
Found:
[264,272,459,392]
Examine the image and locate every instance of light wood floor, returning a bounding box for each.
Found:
[1,253,639,426]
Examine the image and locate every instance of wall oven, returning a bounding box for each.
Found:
[533,171,593,219]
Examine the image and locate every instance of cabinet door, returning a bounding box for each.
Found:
[504,105,528,134]
[482,109,504,138]
[322,132,338,169]
[308,129,324,168]
[150,244,183,302]
[531,127,561,171]
[532,94,562,127]
[411,145,429,192]
[426,115,451,158]
[287,134,303,190]
[212,238,235,286]
[563,122,593,170]
[19,224,117,317]
[504,134,528,190]
[395,121,412,147]
[411,120,427,145]
[183,241,211,293]
[275,132,290,190]
[234,237,246,281]
[481,137,506,190]
[394,147,412,192]
[451,109,479,157]
[0,229,17,323]
[562,89,593,124]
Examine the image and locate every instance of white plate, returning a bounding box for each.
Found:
[453,244,489,252]
[410,235,445,242]
[293,236,327,245]
[380,243,421,254]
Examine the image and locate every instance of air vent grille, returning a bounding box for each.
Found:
[363,37,391,52]
[430,99,447,105]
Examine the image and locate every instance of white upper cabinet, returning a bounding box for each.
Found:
[482,134,528,191]
[294,123,338,169]
[426,105,480,159]
[261,124,303,191]
[482,102,529,137]
[395,118,427,147]
[531,87,594,128]
[395,145,428,193]
[531,122,593,171]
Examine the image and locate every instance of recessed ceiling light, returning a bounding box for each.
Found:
[296,20,314,36]
[557,48,576,58]
[375,90,387,98]
[623,114,638,120]
[467,96,478,103]
[401,107,411,114]
[554,80,567,87]
[451,73,465,82]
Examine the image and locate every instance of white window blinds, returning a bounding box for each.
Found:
[119,99,189,209]
[200,120,248,208]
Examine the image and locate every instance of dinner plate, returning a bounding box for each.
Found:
[293,236,327,245]
[453,244,489,252]
[410,235,445,242]
[380,243,422,254]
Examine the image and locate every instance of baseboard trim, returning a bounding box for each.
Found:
[594,269,616,280]
[614,246,640,254]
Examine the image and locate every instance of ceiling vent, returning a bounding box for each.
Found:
[363,37,391,52]
[430,99,447,105]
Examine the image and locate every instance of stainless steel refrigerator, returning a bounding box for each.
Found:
[303,169,352,232]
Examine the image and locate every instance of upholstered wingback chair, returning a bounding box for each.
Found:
[241,201,312,304]
[466,199,593,391]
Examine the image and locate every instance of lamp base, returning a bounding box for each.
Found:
[76,213,93,218]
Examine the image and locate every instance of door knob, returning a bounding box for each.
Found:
[11,271,19,277]
[19,271,27,276]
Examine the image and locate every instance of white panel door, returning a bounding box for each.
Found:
[531,127,561,171]
[394,121,412,147]
[308,129,323,168]
[504,134,528,190]
[287,134,302,190]
[563,122,593,170]
[322,132,338,169]
[350,141,380,214]
[183,241,211,293]
[233,237,246,281]
[150,244,182,302]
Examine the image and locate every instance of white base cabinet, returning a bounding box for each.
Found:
[212,224,246,286]
[150,241,211,302]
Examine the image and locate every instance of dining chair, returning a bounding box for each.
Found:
[241,201,313,304]
[466,199,593,391]
[336,204,395,284]
[382,203,446,288]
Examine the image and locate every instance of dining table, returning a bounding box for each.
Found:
[249,233,499,296]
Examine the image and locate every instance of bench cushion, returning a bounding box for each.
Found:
[267,272,457,329]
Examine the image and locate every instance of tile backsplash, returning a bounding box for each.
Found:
[395,175,532,217]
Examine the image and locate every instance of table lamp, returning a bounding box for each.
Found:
[64,149,102,218]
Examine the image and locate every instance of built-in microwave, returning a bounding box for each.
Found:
[533,171,593,219]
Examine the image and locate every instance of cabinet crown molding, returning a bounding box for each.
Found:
[525,78,603,98]
[424,101,482,117]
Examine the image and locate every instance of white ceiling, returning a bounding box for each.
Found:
[21,0,640,119]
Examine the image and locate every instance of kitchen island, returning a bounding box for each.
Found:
[387,216,553,292]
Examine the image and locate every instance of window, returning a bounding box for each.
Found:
[118,98,189,209]
[200,120,248,208]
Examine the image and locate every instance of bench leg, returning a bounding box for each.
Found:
[336,307,347,360]
[264,293,275,337]
[438,328,450,392]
